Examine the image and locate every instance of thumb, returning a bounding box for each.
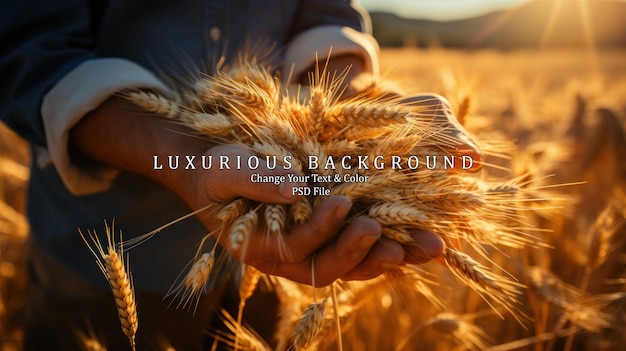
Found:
[205,144,307,204]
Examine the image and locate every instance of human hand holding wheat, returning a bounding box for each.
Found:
[181,144,443,286]
[71,98,444,290]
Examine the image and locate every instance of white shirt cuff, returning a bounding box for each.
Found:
[282,25,380,84]
[41,58,171,195]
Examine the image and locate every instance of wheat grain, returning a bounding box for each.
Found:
[263,204,289,260]
[586,197,625,269]
[234,265,263,351]
[252,141,302,172]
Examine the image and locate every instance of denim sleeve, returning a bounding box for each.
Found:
[282,0,379,82]
[0,0,97,147]
[291,0,372,36]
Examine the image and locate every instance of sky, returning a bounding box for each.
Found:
[357,0,533,21]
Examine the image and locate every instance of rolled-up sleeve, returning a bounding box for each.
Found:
[41,58,170,195]
[283,0,380,82]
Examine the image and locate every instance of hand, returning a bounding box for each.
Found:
[179,144,444,287]
[72,97,445,288]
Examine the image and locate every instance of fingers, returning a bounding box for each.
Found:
[268,217,383,286]
[236,196,353,266]
[403,230,445,265]
[341,237,404,281]
[230,195,444,285]
[204,144,306,204]
[312,217,382,286]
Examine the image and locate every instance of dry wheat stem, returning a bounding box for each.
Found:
[124,203,214,250]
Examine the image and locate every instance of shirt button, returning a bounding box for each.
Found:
[209,26,221,42]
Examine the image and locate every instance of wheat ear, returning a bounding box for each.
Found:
[229,209,258,258]
[176,251,216,312]
[368,202,429,226]
[308,87,326,135]
[234,265,262,351]
[293,298,327,350]
[292,256,327,350]
[264,204,289,260]
[428,313,491,351]
[121,90,180,118]
[79,223,138,351]
[291,197,313,224]
[444,247,526,324]
[75,323,108,351]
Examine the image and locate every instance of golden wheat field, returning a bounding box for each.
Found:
[1,48,625,351]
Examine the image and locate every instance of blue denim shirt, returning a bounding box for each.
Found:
[0,0,374,294]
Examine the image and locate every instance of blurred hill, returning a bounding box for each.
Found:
[370,0,626,48]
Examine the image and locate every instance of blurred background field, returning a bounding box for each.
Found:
[1,0,625,350]
[359,46,626,351]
